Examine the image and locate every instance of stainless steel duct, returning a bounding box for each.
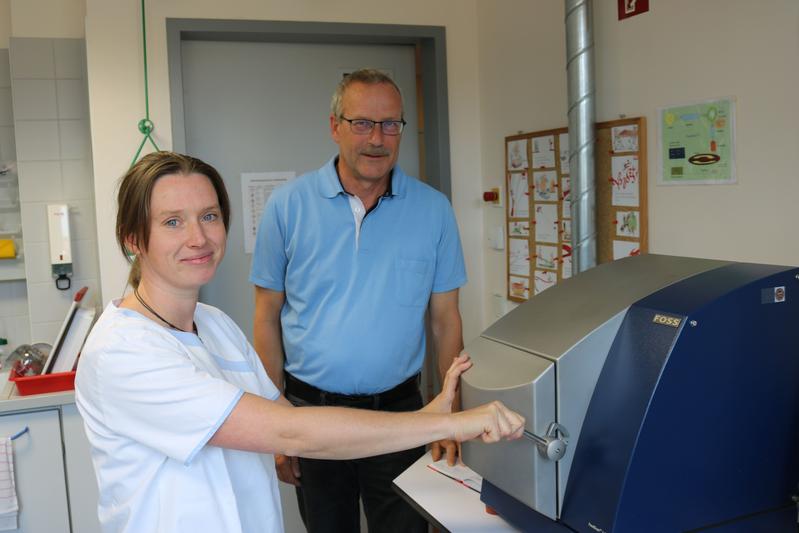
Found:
[565,0,597,274]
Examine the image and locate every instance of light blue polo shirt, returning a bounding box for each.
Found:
[249,157,467,394]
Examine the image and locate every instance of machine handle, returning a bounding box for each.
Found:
[523,422,570,461]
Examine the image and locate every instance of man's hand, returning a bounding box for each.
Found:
[275,454,301,486]
[431,439,461,466]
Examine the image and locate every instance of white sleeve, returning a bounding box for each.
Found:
[91,328,243,465]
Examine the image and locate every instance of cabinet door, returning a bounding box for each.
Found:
[61,404,101,533]
[0,409,70,532]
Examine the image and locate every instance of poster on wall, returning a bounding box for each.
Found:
[507,139,529,170]
[659,98,736,185]
[507,172,530,218]
[509,238,530,276]
[241,171,295,254]
[509,276,530,300]
[611,156,639,207]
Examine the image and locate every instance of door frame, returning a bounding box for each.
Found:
[166,18,452,198]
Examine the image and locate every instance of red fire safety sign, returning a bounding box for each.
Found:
[618,0,649,20]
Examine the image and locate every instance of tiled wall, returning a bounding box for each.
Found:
[9,38,100,346]
[0,48,31,349]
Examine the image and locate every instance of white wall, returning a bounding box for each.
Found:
[0,1,10,49]
[477,0,799,327]
[84,0,487,339]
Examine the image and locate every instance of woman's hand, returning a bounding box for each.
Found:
[452,401,525,444]
[422,353,472,415]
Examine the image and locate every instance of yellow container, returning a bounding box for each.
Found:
[0,239,16,259]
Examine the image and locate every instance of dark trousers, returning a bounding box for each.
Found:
[286,380,427,533]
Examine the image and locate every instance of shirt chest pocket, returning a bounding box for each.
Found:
[395,258,433,307]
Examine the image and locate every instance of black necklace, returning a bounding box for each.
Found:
[133,287,197,334]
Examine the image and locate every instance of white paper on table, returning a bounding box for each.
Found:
[427,459,483,493]
[241,172,295,254]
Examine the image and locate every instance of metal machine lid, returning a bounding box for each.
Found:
[483,254,729,361]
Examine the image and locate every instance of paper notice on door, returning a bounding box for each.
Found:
[241,172,295,254]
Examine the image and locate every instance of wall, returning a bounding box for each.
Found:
[0,1,10,49]
[477,0,799,327]
[10,36,100,344]
[477,0,567,324]
[84,0,487,339]
[0,44,29,349]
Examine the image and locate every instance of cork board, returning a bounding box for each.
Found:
[504,117,647,302]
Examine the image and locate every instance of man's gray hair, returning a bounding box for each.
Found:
[330,68,404,119]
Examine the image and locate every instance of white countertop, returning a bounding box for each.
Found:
[393,451,519,532]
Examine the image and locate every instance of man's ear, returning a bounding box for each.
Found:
[330,114,341,144]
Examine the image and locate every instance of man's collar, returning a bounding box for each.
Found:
[318,156,405,199]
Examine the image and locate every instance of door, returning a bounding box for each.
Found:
[180,40,420,532]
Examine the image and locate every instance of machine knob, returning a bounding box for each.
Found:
[523,422,570,462]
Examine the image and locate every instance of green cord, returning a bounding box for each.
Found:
[130,0,160,167]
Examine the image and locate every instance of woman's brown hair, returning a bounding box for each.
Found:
[116,151,231,289]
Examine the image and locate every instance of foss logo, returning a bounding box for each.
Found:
[652,314,682,328]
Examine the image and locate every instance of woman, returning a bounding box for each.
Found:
[75,151,524,533]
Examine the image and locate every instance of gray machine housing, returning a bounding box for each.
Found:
[461,255,728,519]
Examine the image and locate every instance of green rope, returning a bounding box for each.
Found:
[130,0,160,167]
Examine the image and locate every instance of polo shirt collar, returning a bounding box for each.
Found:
[317,156,408,199]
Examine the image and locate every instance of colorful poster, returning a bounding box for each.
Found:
[534,204,559,244]
[534,270,557,295]
[507,172,529,218]
[616,210,640,238]
[509,276,530,300]
[532,135,555,168]
[561,176,571,218]
[612,124,639,152]
[507,139,528,170]
[613,240,640,260]
[660,98,735,184]
[558,133,570,174]
[533,171,558,201]
[509,238,530,276]
[535,244,558,270]
[611,156,639,207]
[508,221,529,237]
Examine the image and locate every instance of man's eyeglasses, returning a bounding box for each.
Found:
[339,117,406,136]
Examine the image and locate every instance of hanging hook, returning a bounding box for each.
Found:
[10,426,29,441]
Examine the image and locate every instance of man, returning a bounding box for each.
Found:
[250,69,466,532]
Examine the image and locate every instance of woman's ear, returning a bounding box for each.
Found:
[124,236,142,257]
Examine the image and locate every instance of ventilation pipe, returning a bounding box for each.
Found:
[565,0,597,274]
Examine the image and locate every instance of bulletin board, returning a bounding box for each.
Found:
[504,117,648,302]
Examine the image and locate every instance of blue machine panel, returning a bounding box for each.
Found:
[562,263,799,532]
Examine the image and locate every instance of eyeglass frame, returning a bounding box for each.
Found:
[338,116,407,136]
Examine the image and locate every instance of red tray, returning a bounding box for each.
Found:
[9,371,76,396]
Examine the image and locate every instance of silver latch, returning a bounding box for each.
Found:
[523,422,570,461]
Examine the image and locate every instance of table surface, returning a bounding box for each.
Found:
[393,451,518,533]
